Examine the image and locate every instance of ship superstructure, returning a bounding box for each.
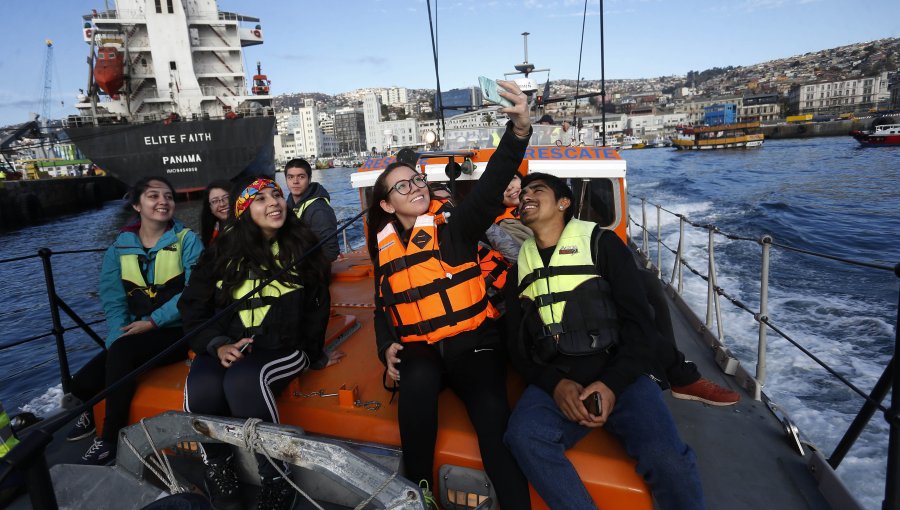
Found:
[66,0,276,192]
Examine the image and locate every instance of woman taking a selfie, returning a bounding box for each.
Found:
[366,80,532,508]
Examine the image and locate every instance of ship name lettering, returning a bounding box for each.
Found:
[179,132,213,143]
[144,135,178,145]
[162,154,203,165]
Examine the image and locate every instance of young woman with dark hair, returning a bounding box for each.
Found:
[366,80,533,509]
[178,176,342,510]
[199,179,232,245]
[67,176,203,465]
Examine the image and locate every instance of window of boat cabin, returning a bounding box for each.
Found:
[167,0,174,13]
[155,0,161,13]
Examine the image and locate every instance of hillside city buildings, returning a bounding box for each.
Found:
[269,39,899,163]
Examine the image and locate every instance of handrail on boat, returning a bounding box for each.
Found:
[628,192,900,508]
[0,210,369,510]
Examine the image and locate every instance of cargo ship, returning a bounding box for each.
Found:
[64,0,276,192]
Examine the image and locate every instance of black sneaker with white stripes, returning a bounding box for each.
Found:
[80,438,115,465]
[66,411,96,442]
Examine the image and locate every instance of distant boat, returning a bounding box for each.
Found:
[646,134,670,148]
[618,135,646,150]
[850,123,900,147]
[671,121,764,151]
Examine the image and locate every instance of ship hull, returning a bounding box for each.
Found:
[851,132,900,147]
[64,116,276,192]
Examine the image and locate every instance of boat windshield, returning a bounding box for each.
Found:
[443,125,565,149]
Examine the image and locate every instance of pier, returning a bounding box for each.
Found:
[0,177,127,229]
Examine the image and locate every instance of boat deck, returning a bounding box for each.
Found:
[5,251,856,509]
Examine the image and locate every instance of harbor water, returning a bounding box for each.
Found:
[0,138,897,508]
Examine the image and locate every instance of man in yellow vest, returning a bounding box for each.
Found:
[284,159,340,262]
[502,172,708,510]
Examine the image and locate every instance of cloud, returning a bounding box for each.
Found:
[351,56,389,67]
[274,53,316,62]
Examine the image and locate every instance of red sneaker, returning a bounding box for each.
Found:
[671,378,740,406]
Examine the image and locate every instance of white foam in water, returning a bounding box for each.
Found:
[19,384,64,417]
[630,200,890,509]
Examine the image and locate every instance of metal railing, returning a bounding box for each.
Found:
[0,249,106,394]
[0,209,366,509]
[630,193,900,509]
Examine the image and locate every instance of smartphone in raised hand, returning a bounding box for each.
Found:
[479,76,513,107]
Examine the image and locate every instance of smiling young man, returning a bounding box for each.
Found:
[284,159,339,262]
[502,172,707,510]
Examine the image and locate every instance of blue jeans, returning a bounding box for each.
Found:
[504,377,706,510]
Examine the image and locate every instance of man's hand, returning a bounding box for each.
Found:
[553,379,592,424]
[578,381,616,428]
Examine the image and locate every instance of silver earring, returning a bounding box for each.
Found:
[559,205,564,210]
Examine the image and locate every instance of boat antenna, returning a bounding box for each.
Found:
[425,0,447,142]
[573,0,588,131]
[599,0,607,146]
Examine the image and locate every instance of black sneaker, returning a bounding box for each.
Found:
[203,456,242,510]
[258,475,297,510]
[80,438,115,465]
[66,411,96,441]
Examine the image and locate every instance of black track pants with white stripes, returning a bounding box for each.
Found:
[184,348,308,477]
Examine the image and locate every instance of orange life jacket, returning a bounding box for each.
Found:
[494,206,518,224]
[477,242,511,317]
[376,213,490,343]
[428,198,510,318]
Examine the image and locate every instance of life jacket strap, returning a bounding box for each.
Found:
[381,250,440,278]
[382,265,483,306]
[534,290,576,308]
[517,264,596,294]
[396,295,489,338]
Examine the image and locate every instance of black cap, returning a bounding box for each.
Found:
[538,114,554,125]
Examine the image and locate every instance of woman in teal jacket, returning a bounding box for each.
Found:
[66,176,202,465]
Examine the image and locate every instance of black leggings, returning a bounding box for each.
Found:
[398,341,531,509]
[184,348,308,477]
[69,327,186,441]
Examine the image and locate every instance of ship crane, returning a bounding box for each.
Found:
[39,40,57,125]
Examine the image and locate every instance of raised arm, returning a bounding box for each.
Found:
[449,80,532,246]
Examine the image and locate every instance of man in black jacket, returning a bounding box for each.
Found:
[503,172,707,510]
[284,158,340,262]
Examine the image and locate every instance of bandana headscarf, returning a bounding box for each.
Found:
[234,178,282,218]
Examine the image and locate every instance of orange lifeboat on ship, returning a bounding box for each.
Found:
[94,46,125,98]
[251,61,270,95]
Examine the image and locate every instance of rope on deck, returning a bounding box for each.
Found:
[121,418,189,495]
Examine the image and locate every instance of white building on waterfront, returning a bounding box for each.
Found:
[791,72,890,114]
[380,118,418,152]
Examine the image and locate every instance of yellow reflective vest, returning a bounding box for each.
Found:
[120,228,190,317]
[223,243,303,335]
[517,219,620,357]
[0,402,18,458]
[293,196,330,219]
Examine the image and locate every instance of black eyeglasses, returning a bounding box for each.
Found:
[389,174,428,195]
